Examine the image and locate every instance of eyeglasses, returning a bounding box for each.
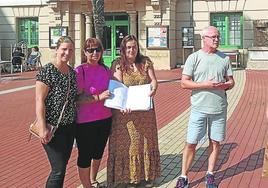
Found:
[204,35,221,40]
[85,47,101,53]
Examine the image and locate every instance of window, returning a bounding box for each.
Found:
[211,13,243,48]
[18,17,39,48]
[49,27,68,48]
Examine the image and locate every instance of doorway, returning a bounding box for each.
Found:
[103,14,129,67]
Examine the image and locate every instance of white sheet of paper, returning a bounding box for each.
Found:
[126,84,152,111]
[104,80,152,111]
[104,80,128,110]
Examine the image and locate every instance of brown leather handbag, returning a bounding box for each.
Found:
[28,121,57,140]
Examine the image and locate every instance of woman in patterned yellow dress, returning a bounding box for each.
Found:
[107,35,161,187]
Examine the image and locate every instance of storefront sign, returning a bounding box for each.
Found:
[147,26,169,49]
[49,27,68,48]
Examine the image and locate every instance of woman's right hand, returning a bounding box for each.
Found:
[98,90,111,101]
[40,125,53,144]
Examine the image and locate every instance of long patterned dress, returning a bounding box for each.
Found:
[107,60,161,187]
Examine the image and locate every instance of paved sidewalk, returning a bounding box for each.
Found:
[0,69,268,188]
[89,69,251,188]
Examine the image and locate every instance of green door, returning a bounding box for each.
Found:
[18,17,39,48]
[103,16,129,67]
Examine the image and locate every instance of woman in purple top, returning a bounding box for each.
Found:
[75,38,112,188]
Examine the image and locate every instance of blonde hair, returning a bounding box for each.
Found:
[56,36,74,49]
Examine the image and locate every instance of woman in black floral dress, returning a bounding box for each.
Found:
[35,36,77,187]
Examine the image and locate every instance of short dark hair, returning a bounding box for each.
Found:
[81,38,104,66]
[33,46,39,51]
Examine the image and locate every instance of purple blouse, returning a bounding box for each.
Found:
[75,63,112,123]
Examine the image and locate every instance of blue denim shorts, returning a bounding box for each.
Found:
[187,108,227,144]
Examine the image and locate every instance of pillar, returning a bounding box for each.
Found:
[85,13,93,39]
[128,11,137,37]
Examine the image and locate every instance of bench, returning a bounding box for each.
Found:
[0,60,11,79]
[222,50,240,68]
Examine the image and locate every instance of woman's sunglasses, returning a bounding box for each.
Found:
[85,47,101,53]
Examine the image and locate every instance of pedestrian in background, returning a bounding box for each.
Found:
[75,38,112,188]
[11,46,25,71]
[35,36,77,187]
[107,35,161,188]
[175,26,235,188]
[27,46,41,70]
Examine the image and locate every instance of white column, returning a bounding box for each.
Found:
[85,13,93,39]
[128,11,137,37]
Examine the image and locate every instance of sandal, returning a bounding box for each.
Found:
[92,181,107,188]
[91,181,100,188]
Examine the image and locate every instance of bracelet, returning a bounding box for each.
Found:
[96,95,100,101]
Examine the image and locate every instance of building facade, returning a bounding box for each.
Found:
[0,0,268,69]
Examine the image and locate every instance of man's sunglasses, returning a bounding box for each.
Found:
[85,47,101,53]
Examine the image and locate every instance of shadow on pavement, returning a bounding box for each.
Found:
[190,143,263,187]
[155,142,238,187]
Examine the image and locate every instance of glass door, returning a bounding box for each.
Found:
[115,25,128,56]
[103,24,113,64]
[103,17,129,67]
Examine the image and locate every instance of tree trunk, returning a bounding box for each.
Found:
[91,0,105,41]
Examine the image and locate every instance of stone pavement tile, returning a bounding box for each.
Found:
[164,178,178,188]
[223,71,268,187]
[249,168,264,188]
[226,70,245,119]
[156,69,182,81]
[0,71,36,91]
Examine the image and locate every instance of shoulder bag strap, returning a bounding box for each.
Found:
[55,72,71,129]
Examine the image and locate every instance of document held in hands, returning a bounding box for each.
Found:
[104,80,152,111]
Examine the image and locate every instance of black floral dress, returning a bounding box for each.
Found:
[36,63,77,126]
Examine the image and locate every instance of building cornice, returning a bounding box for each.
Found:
[0,0,48,7]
